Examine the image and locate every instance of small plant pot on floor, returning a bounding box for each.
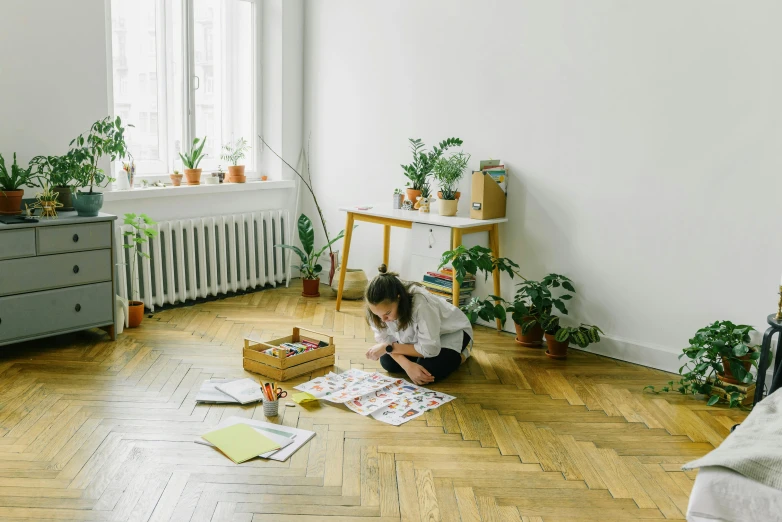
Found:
[72,191,104,217]
[545,333,569,360]
[515,317,544,347]
[0,189,24,215]
[227,165,246,183]
[439,199,458,217]
[53,186,74,211]
[184,168,202,185]
[128,300,145,328]
[302,278,321,297]
[719,353,754,385]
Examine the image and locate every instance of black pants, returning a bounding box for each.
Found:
[379,332,470,381]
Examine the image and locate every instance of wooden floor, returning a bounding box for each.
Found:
[0,283,746,521]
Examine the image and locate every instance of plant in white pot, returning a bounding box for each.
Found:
[69,116,131,216]
[221,138,249,183]
[122,213,158,328]
[179,136,207,186]
[433,151,470,217]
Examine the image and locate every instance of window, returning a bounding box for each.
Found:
[109,0,259,176]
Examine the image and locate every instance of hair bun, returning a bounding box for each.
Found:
[378,264,388,275]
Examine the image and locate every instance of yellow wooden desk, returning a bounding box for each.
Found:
[336,205,508,327]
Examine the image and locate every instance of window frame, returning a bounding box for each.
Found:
[105,0,262,180]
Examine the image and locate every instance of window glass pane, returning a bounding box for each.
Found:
[111,0,162,165]
[193,0,255,172]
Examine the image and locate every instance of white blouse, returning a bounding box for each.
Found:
[370,285,473,358]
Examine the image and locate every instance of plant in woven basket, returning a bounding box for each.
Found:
[644,320,758,407]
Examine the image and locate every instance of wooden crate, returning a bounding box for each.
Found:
[243,327,335,381]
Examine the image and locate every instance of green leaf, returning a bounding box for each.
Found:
[554,328,569,342]
[707,395,720,406]
[276,244,307,265]
[732,343,749,357]
[297,214,315,255]
[562,281,575,292]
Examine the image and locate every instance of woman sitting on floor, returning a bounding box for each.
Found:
[364,264,473,385]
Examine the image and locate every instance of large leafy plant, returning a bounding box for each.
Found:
[122,213,158,302]
[220,138,249,166]
[645,321,758,408]
[438,245,522,329]
[0,153,35,192]
[69,116,131,194]
[180,137,207,169]
[276,214,348,280]
[433,152,470,200]
[30,154,79,189]
[401,137,463,191]
[539,315,603,348]
[508,274,574,333]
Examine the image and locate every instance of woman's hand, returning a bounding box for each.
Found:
[404,362,434,385]
[365,343,387,361]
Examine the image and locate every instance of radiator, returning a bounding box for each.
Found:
[116,210,290,311]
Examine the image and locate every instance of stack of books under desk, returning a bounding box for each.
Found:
[421,268,474,306]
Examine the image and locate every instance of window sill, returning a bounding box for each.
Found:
[102,179,295,202]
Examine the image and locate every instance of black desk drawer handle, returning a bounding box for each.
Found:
[73,265,79,274]
[75,304,81,312]
[73,234,79,242]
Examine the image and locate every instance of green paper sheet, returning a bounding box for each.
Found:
[202,423,280,463]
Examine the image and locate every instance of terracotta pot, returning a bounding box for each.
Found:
[406,189,421,208]
[53,186,73,211]
[719,353,754,385]
[515,317,544,347]
[0,189,23,215]
[128,300,144,328]
[437,191,461,200]
[439,199,458,216]
[545,333,569,360]
[227,165,246,183]
[302,278,320,298]
[184,168,202,185]
[261,175,268,181]
[170,174,183,186]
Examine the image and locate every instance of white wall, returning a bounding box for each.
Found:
[0,0,300,225]
[303,0,782,370]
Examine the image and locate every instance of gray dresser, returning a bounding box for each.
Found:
[0,212,117,346]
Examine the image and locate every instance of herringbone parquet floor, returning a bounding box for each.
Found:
[0,283,747,521]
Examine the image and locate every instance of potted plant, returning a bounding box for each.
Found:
[433,151,470,216]
[539,315,603,359]
[416,183,434,212]
[645,321,758,407]
[122,213,158,328]
[0,153,35,215]
[401,137,463,204]
[34,182,63,217]
[215,165,225,184]
[68,116,131,216]
[438,245,522,329]
[393,188,404,209]
[170,169,183,186]
[506,274,574,347]
[276,214,348,298]
[221,138,249,183]
[29,154,78,211]
[179,136,207,186]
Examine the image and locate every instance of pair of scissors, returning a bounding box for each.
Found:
[274,387,288,399]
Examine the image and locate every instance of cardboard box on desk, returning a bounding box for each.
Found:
[470,170,507,220]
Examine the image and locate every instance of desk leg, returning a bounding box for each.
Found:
[451,229,462,307]
[336,213,355,311]
[489,223,502,330]
[754,327,775,404]
[383,225,391,267]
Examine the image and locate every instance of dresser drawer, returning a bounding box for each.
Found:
[0,229,36,260]
[0,250,111,296]
[37,222,111,254]
[410,223,453,260]
[0,282,113,343]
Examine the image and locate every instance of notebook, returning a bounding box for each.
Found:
[215,378,265,404]
[201,423,280,464]
[195,378,241,404]
[195,416,316,462]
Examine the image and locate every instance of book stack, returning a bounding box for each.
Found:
[421,268,475,306]
[480,159,507,193]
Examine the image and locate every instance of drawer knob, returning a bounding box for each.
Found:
[73,234,79,242]
[73,265,80,274]
[75,304,81,312]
